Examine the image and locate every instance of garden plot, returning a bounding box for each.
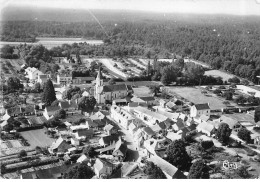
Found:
[128,58,146,69]
[98,58,128,79]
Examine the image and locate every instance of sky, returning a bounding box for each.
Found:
[1,0,260,15]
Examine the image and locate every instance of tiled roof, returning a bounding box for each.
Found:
[199,114,210,122]
[102,84,132,92]
[143,127,156,136]
[28,116,47,125]
[166,101,176,109]
[158,122,167,130]
[197,122,215,132]
[46,106,60,113]
[134,106,168,121]
[194,103,210,110]
[163,120,175,128]
[77,128,94,137]
[74,77,95,81]
[39,75,48,79]
[59,101,71,109]
[150,124,162,133]
[104,124,114,131]
[94,158,113,172]
[166,132,182,141]
[148,155,185,179]
[101,135,120,145]
[220,115,239,128]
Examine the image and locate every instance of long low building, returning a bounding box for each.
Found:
[110,105,135,129]
[132,106,168,126]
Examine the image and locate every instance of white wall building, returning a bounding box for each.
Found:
[110,105,135,129]
[25,67,43,80]
[190,103,210,118]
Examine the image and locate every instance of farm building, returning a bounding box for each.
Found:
[190,103,210,118]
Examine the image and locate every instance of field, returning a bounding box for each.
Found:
[0,140,23,150]
[166,86,232,110]
[19,129,55,147]
[205,69,234,81]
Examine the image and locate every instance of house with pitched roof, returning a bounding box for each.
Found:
[57,73,73,85]
[190,103,210,118]
[73,77,95,84]
[49,137,71,154]
[25,67,43,80]
[196,121,215,136]
[166,132,182,142]
[112,138,128,161]
[94,67,133,104]
[147,155,186,179]
[219,115,243,132]
[99,135,120,147]
[43,106,60,120]
[37,74,49,84]
[131,96,155,106]
[133,106,168,126]
[172,118,185,131]
[104,124,117,135]
[128,122,137,135]
[72,128,94,141]
[93,158,114,178]
[142,127,156,140]
[110,105,135,129]
[144,137,170,157]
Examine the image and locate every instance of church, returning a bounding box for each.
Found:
[94,68,134,104]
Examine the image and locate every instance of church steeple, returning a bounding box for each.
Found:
[96,66,103,87]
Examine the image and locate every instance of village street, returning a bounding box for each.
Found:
[107,116,140,162]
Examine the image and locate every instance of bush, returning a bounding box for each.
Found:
[237,128,251,143]
[201,140,214,150]
[18,150,27,158]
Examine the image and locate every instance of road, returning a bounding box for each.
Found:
[107,116,140,162]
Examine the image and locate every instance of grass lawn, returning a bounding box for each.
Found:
[19,129,55,147]
[205,70,234,81]
[133,86,153,97]
[166,86,230,110]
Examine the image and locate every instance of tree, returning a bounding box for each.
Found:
[215,123,231,144]
[51,100,59,106]
[78,96,96,113]
[63,161,95,179]
[235,95,246,104]
[1,45,14,58]
[254,106,260,123]
[42,79,56,106]
[165,139,191,171]
[228,76,240,84]
[54,109,66,119]
[83,146,97,158]
[236,166,250,178]
[7,77,23,91]
[223,91,233,100]
[149,85,160,96]
[18,150,27,158]
[241,79,249,86]
[160,65,178,85]
[143,161,166,179]
[188,160,209,179]
[34,82,41,93]
[237,128,251,143]
[200,140,214,151]
[108,78,116,85]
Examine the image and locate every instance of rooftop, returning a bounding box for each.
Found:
[194,103,210,110]
[134,106,168,121]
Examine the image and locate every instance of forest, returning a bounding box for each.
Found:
[1,11,260,83]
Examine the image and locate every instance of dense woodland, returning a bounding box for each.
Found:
[1,10,260,83]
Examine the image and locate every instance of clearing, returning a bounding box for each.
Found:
[19,129,55,147]
[205,70,234,82]
[165,86,231,110]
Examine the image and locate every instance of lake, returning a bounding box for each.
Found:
[0,37,103,49]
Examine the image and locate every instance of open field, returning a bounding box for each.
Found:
[166,86,234,110]
[133,86,153,97]
[205,69,234,81]
[19,129,55,147]
[0,38,103,49]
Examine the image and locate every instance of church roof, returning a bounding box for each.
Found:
[102,84,133,92]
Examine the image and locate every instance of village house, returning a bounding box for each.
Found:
[142,127,156,140]
[147,155,186,179]
[49,137,71,154]
[104,124,117,135]
[69,124,89,133]
[43,106,60,120]
[70,137,80,146]
[72,128,94,141]
[128,122,137,135]
[172,118,185,131]
[57,73,73,85]
[190,103,210,118]
[143,137,170,157]
[220,115,243,132]
[166,131,182,142]
[99,135,120,147]
[131,96,155,106]
[73,77,95,84]
[112,138,128,161]
[37,74,49,84]
[133,106,168,126]
[94,68,133,104]
[25,67,43,80]
[77,154,89,163]
[159,99,167,108]
[196,121,215,136]
[110,105,135,129]
[93,158,114,178]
